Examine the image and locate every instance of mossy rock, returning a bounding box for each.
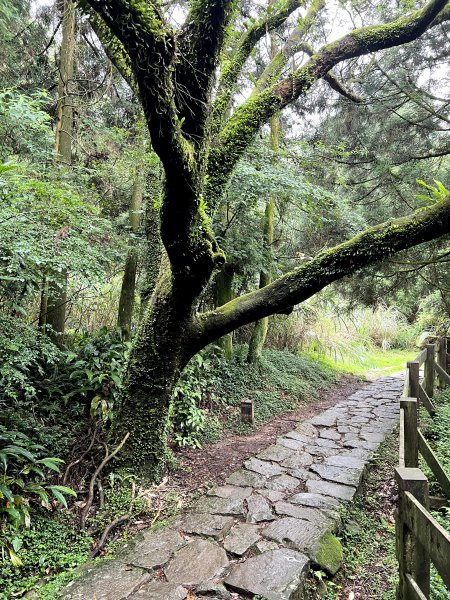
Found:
[315,530,343,575]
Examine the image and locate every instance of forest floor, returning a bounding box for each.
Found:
[171,375,364,493]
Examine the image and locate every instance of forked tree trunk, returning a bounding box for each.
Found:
[118,174,144,339]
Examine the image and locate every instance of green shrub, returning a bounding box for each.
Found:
[170,352,221,448]
[0,426,76,566]
[55,327,132,421]
[0,511,91,599]
[0,314,62,403]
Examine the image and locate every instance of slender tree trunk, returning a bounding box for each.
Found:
[54,0,75,163]
[38,277,48,330]
[46,269,68,348]
[247,39,279,362]
[118,174,144,340]
[247,195,275,362]
[44,0,76,346]
[215,268,234,358]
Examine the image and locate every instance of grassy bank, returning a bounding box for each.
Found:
[304,348,413,380]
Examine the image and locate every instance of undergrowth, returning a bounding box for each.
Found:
[0,511,92,600]
[209,345,337,436]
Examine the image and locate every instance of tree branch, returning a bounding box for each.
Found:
[206,0,449,203]
[85,0,191,179]
[211,0,305,131]
[252,0,326,95]
[294,41,364,102]
[175,0,238,142]
[88,12,137,92]
[196,195,450,347]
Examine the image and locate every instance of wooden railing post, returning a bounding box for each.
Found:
[400,398,418,468]
[395,467,430,600]
[437,337,447,389]
[424,344,435,399]
[408,361,420,403]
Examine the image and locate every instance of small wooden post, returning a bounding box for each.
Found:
[407,361,420,402]
[395,467,430,600]
[437,338,447,389]
[400,398,418,468]
[424,344,435,399]
[241,398,254,424]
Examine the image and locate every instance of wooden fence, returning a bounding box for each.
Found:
[396,337,450,599]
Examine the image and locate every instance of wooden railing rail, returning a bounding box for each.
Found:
[396,336,450,600]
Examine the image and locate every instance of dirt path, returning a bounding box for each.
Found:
[170,375,364,492]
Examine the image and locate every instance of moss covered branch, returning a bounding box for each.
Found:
[211,0,305,131]
[207,0,449,201]
[251,0,325,95]
[175,0,239,142]
[89,12,137,92]
[196,195,450,347]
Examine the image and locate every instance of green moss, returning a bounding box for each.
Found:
[315,531,343,575]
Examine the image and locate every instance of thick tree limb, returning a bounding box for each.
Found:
[207,0,449,201]
[85,0,191,179]
[432,1,450,24]
[196,195,450,347]
[295,41,364,102]
[88,12,137,92]
[86,0,213,279]
[175,0,238,141]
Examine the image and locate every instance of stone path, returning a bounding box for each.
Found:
[64,376,403,600]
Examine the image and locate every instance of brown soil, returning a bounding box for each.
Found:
[170,375,365,493]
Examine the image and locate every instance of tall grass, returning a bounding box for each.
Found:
[266,301,419,369]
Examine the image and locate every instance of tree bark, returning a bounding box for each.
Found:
[55,0,75,163]
[248,26,280,363]
[215,268,234,358]
[44,0,76,346]
[113,263,200,477]
[118,174,144,340]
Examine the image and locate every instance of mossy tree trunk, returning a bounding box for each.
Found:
[139,196,162,317]
[85,0,450,478]
[118,173,145,340]
[248,26,280,363]
[43,0,76,348]
[215,268,234,358]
